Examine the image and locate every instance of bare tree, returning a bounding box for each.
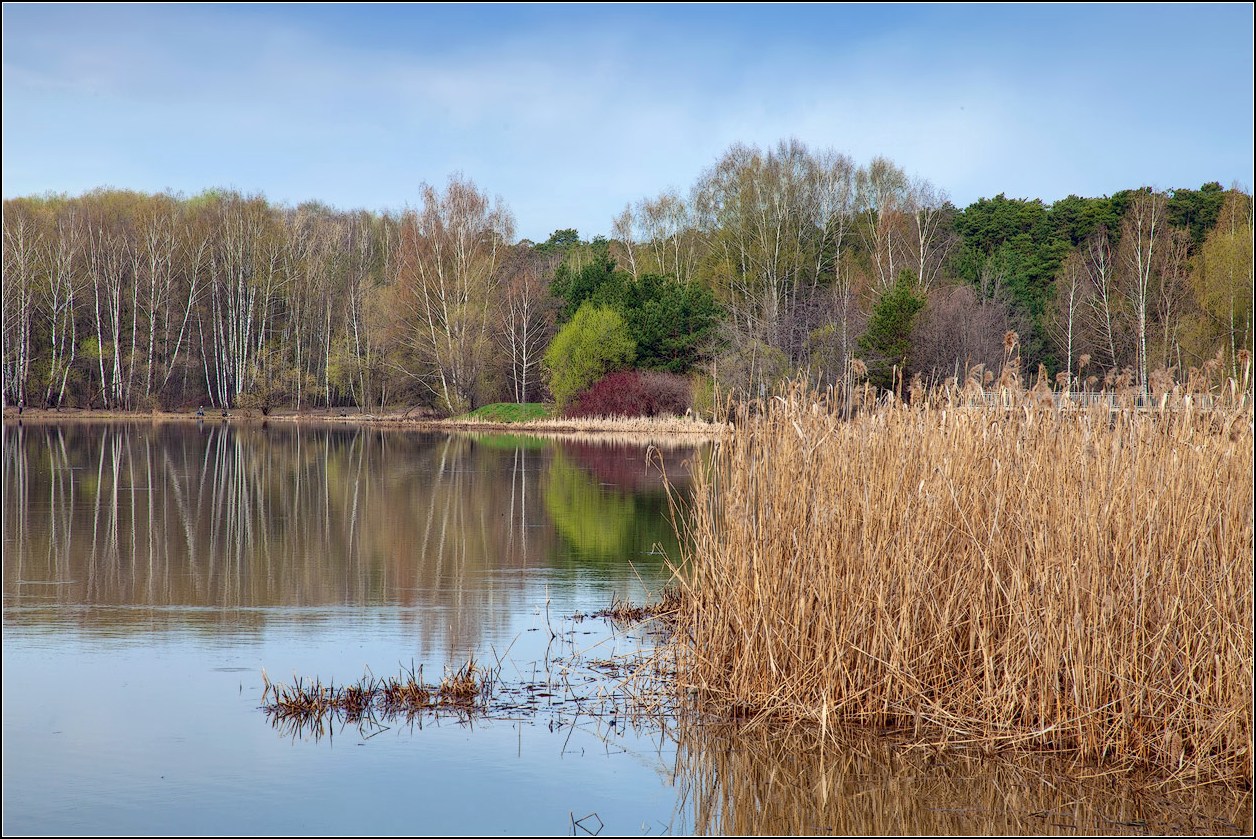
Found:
[1155,227,1191,374]
[1083,226,1125,373]
[281,202,348,408]
[1047,249,1090,387]
[156,214,209,400]
[805,150,858,376]
[203,193,283,408]
[611,205,639,279]
[395,175,515,413]
[42,208,83,407]
[904,178,956,295]
[497,246,557,403]
[83,199,131,408]
[339,210,391,409]
[911,283,1028,381]
[1119,188,1168,395]
[694,139,858,362]
[1,203,40,407]
[855,157,910,294]
[137,195,180,403]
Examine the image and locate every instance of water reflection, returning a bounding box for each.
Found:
[672,721,1253,836]
[2,422,697,659]
[4,421,1249,836]
[545,447,678,566]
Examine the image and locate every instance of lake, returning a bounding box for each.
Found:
[3,420,1250,835]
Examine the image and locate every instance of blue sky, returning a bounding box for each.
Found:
[4,3,1253,242]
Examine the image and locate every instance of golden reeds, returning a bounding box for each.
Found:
[435,414,728,437]
[664,382,1254,786]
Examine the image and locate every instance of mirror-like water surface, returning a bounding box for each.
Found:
[4,421,695,835]
[4,420,1250,836]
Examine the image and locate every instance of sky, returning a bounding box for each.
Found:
[3,3,1253,243]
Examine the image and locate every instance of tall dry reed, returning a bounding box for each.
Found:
[667,385,1253,785]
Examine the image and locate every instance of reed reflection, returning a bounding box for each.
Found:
[672,720,1253,836]
[2,422,695,657]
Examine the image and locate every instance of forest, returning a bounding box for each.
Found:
[3,139,1251,415]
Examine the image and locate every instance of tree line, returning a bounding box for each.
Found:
[3,140,1251,414]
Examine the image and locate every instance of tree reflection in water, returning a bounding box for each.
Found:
[4,421,1247,836]
[2,421,696,659]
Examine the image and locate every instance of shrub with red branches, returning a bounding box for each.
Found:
[564,370,692,418]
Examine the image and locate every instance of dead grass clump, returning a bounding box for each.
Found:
[596,587,688,624]
[665,382,1253,786]
[262,660,491,727]
[438,659,486,706]
[378,666,433,715]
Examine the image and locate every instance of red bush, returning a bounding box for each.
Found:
[564,370,692,418]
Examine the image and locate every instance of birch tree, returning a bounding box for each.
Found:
[136,195,180,403]
[340,210,389,408]
[149,214,207,402]
[1,203,39,407]
[497,247,557,403]
[1154,227,1191,374]
[805,150,859,383]
[83,200,130,408]
[42,207,83,407]
[856,156,911,294]
[204,193,283,408]
[693,139,817,354]
[396,175,515,413]
[904,178,956,295]
[280,202,342,407]
[1119,188,1168,395]
[611,206,639,280]
[1083,226,1124,373]
[1048,249,1089,387]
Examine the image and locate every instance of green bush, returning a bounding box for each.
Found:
[543,304,636,409]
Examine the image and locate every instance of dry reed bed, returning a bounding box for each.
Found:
[666,388,1253,786]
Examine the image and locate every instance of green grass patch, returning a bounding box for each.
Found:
[460,402,552,423]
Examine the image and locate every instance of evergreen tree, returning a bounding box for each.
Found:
[858,269,925,391]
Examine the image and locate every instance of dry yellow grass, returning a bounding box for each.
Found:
[665,384,1253,786]
[432,413,728,437]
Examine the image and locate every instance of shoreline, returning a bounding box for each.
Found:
[1,405,729,438]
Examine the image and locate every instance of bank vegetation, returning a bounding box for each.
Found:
[4,142,1250,425]
[664,375,1253,788]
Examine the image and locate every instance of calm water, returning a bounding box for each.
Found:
[3,421,698,835]
[3,420,1250,836]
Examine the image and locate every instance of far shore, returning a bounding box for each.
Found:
[1,405,729,438]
